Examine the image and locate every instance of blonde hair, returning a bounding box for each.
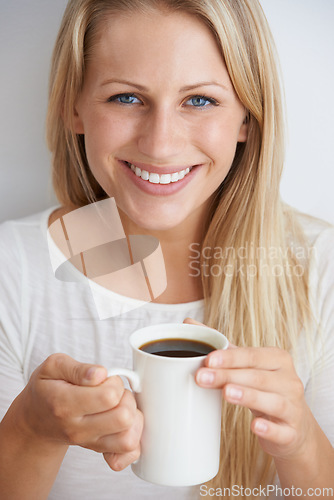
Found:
[47,0,311,497]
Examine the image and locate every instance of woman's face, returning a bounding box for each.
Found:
[74,9,248,232]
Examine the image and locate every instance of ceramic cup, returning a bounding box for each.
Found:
[107,322,228,486]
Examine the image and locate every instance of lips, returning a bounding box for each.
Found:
[118,159,200,196]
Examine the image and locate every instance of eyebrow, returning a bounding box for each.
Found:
[181,82,229,92]
[101,78,229,93]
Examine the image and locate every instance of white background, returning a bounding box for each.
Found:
[0,0,333,224]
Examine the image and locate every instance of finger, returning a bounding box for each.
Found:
[40,353,108,386]
[196,367,287,394]
[53,391,140,451]
[42,375,126,417]
[82,389,137,436]
[96,408,144,454]
[183,317,205,326]
[222,384,294,424]
[104,445,141,472]
[251,417,296,447]
[204,346,291,371]
[80,376,125,414]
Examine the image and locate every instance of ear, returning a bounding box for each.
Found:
[71,104,85,134]
[61,99,85,134]
[237,113,249,143]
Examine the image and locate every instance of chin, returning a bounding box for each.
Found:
[113,195,182,230]
[133,215,184,232]
[126,207,186,233]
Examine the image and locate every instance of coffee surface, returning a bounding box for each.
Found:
[140,338,215,358]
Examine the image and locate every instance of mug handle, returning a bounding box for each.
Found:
[107,368,141,393]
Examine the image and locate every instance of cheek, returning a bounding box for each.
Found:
[83,114,134,168]
[201,120,240,173]
[82,113,140,196]
[197,120,241,192]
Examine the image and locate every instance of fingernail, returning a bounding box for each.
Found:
[226,386,243,400]
[255,421,268,434]
[85,367,105,382]
[85,367,97,380]
[197,370,215,385]
[208,354,223,368]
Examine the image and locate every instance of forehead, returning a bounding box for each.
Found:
[85,9,231,89]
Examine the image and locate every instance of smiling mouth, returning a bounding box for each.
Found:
[123,161,193,185]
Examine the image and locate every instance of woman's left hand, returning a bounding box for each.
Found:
[185,318,315,462]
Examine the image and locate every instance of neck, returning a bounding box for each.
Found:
[118,206,209,304]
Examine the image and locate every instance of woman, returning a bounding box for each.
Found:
[0,0,333,498]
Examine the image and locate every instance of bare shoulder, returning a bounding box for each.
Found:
[48,206,78,228]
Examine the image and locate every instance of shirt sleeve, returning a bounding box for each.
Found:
[304,226,334,446]
[0,221,26,420]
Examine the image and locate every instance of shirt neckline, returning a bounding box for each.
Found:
[41,205,205,312]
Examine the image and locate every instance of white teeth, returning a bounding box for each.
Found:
[160,174,171,184]
[127,163,192,184]
[141,170,149,181]
[149,173,160,184]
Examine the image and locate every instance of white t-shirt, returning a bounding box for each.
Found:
[0,207,333,500]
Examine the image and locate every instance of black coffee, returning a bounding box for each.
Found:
[140,338,215,358]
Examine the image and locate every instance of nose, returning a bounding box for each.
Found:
[137,105,185,162]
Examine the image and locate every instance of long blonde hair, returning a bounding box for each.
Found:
[47,0,311,496]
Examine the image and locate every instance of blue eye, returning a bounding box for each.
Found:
[186,95,218,107]
[108,93,141,105]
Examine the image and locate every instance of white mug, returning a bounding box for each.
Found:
[108,322,228,487]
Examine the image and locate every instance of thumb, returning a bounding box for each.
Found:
[40,353,108,386]
[183,317,206,326]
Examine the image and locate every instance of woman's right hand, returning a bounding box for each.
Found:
[18,353,144,471]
